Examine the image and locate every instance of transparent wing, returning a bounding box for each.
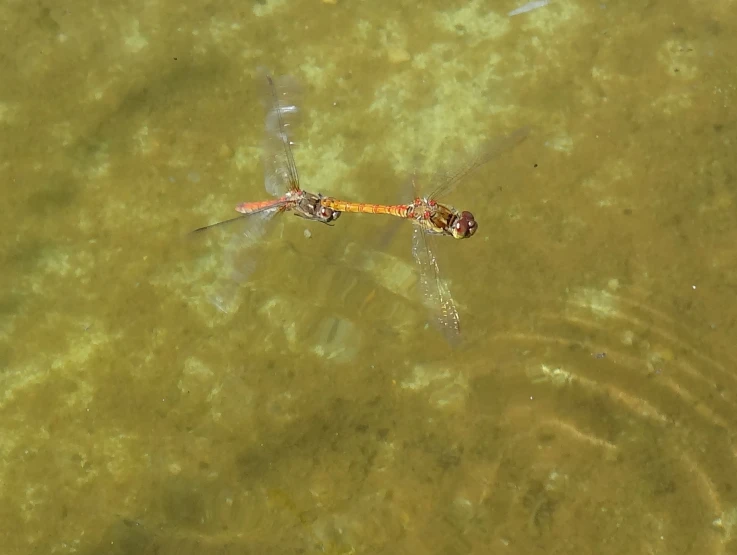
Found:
[259,70,302,197]
[411,225,462,345]
[427,126,530,201]
[204,209,278,314]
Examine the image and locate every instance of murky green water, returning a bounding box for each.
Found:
[2,1,737,553]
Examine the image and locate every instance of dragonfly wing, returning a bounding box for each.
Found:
[427,126,530,201]
[259,70,302,198]
[206,208,278,314]
[411,225,462,345]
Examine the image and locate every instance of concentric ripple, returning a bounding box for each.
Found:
[428,281,737,554]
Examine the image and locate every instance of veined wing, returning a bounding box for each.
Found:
[260,70,302,197]
[411,225,462,345]
[204,208,280,314]
[190,198,289,313]
[427,126,530,201]
[191,198,292,233]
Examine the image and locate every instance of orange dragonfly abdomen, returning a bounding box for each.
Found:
[320,198,411,219]
[235,198,288,214]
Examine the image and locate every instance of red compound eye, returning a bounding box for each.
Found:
[321,206,340,222]
[454,211,477,238]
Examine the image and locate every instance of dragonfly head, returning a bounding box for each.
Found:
[316,204,341,224]
[451,210,477,239]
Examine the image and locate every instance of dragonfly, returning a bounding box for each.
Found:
[319,127,529,343]
[192,72,341,312]
[193,73,340,234]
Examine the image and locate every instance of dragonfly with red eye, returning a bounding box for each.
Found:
[193,74,340,235]
[319,127,529,343]
[191,72,341,313]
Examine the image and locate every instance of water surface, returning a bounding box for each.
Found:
[1,1,736,553]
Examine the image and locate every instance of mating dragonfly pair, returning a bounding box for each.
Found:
[194,73,528,344]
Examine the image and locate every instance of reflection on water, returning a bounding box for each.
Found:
[1,1,737,554]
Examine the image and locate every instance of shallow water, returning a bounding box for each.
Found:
[2,1,737,554]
